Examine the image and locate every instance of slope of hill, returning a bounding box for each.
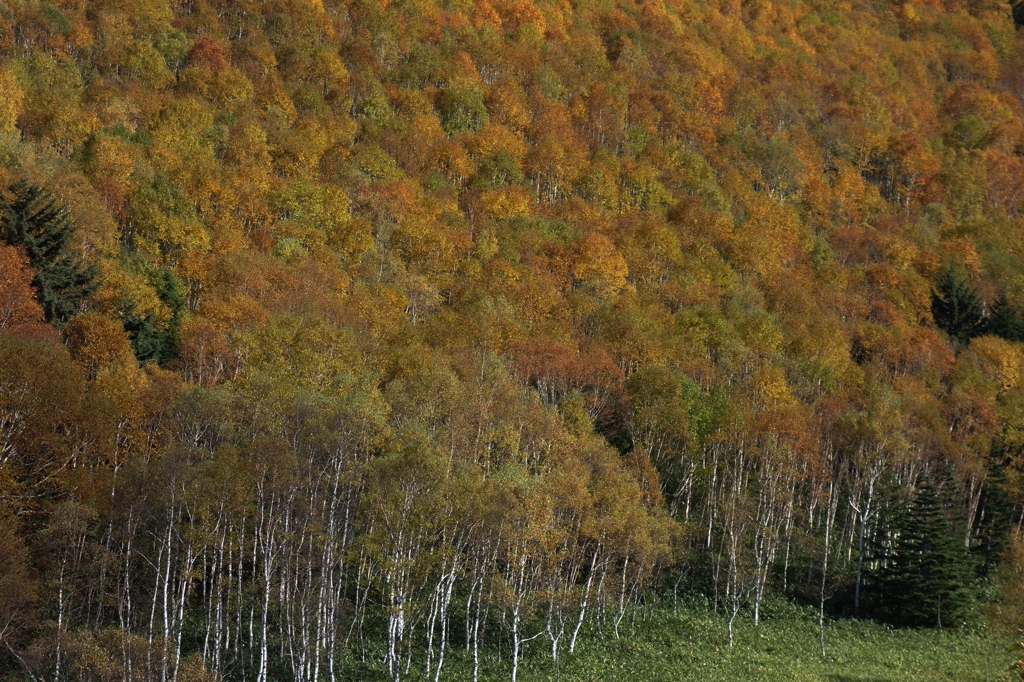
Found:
[1,0,1024,680]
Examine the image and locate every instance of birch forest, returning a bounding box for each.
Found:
[2,0,1024,680]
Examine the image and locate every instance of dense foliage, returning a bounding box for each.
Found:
[2,0,1024,680]
[874,475,974,627]
[0,180,99,323]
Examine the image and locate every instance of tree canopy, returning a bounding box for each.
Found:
[1,0,1024,679]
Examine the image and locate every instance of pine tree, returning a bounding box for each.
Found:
[931,264,987,348]
[863,478,908,619]
[987,292,1024,343]
[0,179,99,324]
[120,269,186,364]
[885,476,973,628]
[973,449,1016,578]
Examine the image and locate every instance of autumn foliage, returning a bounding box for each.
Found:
[1,0,1024,679]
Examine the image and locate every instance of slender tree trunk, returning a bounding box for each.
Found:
[851,475,876,617]
[820,479,838,657]
[569,546,598,654]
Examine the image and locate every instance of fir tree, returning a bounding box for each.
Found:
[987,292,1024,343]
[931,264,987,348]
[885,476,973,628]
[973,449,1017,578]
[863,478,909,619]
[119,269,186,364]
[0,179,99,324]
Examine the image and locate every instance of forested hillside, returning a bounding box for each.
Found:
[2,0,1024,680]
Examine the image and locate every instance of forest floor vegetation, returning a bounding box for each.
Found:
[340,601,1015,682]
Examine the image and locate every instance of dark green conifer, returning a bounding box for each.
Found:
[120,269,186,364]
[987,292,1024,343]
[931,263,987,347]
[886,475,973,628]
[0,179,99,324]
[974,449,1016,577]
[864,478,909,618]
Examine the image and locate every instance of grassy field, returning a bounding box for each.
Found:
[360,601,1016,682]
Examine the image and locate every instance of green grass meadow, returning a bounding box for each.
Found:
[362,602,1016,682]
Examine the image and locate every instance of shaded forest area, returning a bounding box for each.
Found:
[2,0,1024,679]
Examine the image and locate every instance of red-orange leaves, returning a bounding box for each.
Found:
[0,245,54,343]
[186,36,230,71]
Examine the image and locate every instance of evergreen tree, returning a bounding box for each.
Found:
[863,478,909,618]
[120,269,186,364]
[987,292,1024,343]
[0,179,99,324]
[973,449,1017,578]
[931,264,987,348]
[885,476,974,628]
